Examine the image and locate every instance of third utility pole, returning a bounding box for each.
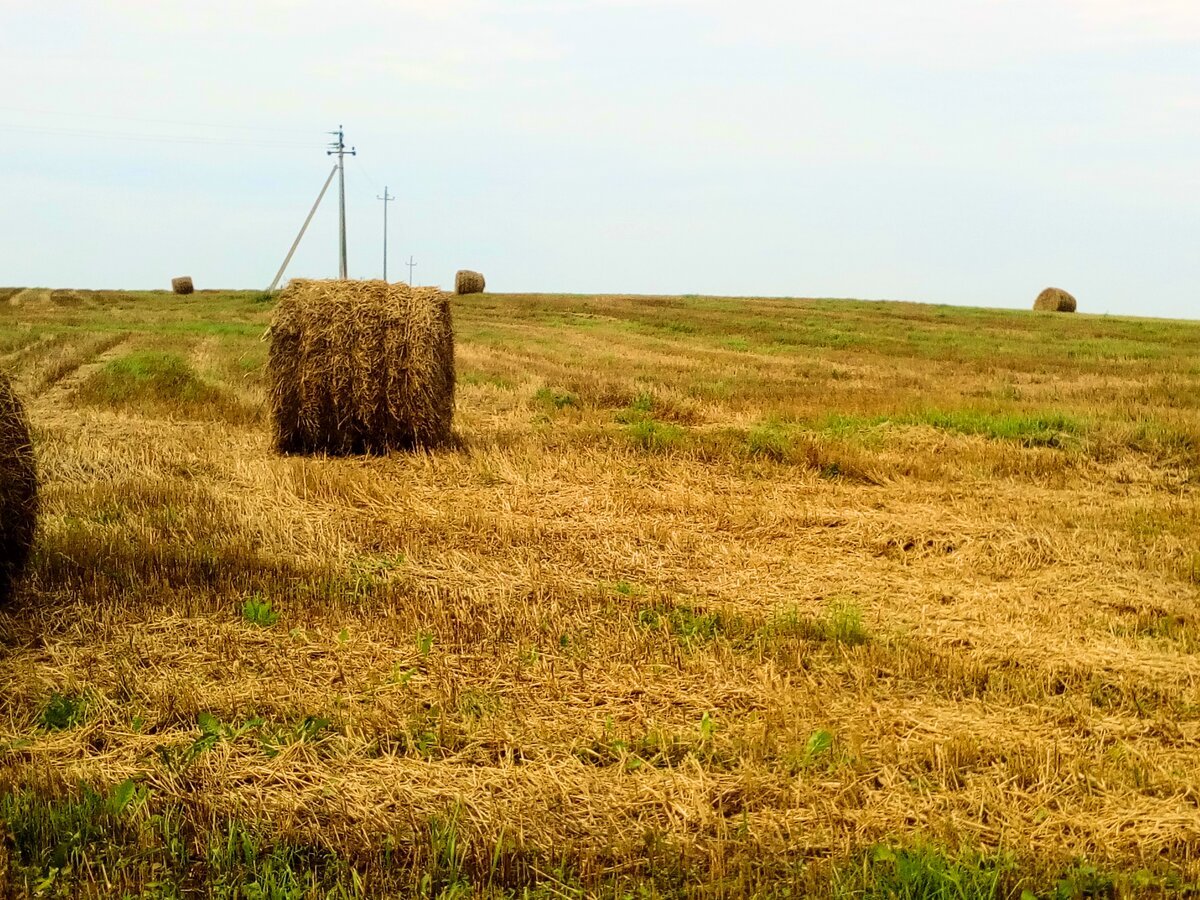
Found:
[377,186,395,281]
[327,126,356,279]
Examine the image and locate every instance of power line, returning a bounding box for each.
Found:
[0,104,316,136]
[352,155,385,195]
[0,122,316,149]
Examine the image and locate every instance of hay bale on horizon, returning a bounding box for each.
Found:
[171,276,195,295]
[268,279,455,455]
[0,373,38,606]
[455,270,485,295]
[1034,287,1076,312]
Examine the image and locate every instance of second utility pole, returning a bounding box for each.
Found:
[327,126,356,279]
[377,186,395,281]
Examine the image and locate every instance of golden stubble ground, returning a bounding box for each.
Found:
[0,288,1198,894]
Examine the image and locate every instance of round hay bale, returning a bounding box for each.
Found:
[1033,287,1076,312]
[171,276,195,295]
[454,270,485,295]
[268,279,455,455]
[0,372,38,606]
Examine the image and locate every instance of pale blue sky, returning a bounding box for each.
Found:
[1,0,1197,317]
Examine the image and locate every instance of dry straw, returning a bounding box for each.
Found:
[172,277,195,295]
[0,372,37,605]
[455,270,485,295]
[1033,287,1076,312]
[267,279,455,455]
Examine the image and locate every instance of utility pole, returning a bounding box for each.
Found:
[377,186,395,281]
[406,255,416,286]
[327,126,356,279]
[267,164,339,292]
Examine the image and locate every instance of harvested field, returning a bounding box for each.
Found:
[0,289,1198,897]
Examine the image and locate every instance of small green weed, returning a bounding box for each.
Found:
[821,601,871,645]
[241,593,279,627]
[458,689,501,721]
[425,806,471,897]
[605,579,643,596]
[637,603,725,649]
[187,712,264,761]
[38,691,87,731]
[417,631,435,656]
[783,728,846,776]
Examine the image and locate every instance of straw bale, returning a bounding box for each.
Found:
[0,372,38,605]
[1033,287,1076,312]
[268,279,455,455]
[455,270,485,295]
[172,276,195,295]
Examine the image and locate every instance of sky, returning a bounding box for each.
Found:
[1,0,1197,318]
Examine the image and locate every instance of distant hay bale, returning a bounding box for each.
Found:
[268,279,455,455]
[454,270,485,295]
[171,276,195,295]
[1033,287,1076,312]
[0,372,38,606]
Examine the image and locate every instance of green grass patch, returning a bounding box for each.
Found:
[817,409,1083,448]
[2,780,1192,900]
[909,409,1082,447]
[749,600,873,662]
[74,350,255,423]
[625,418,688,453]
[533,386,580,410]
[459,370,515,389]
[615,392,655,423]
[833,844,1013,899]
[636,603,726,649]
[76,351,214,405]
[746,420,792,461]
